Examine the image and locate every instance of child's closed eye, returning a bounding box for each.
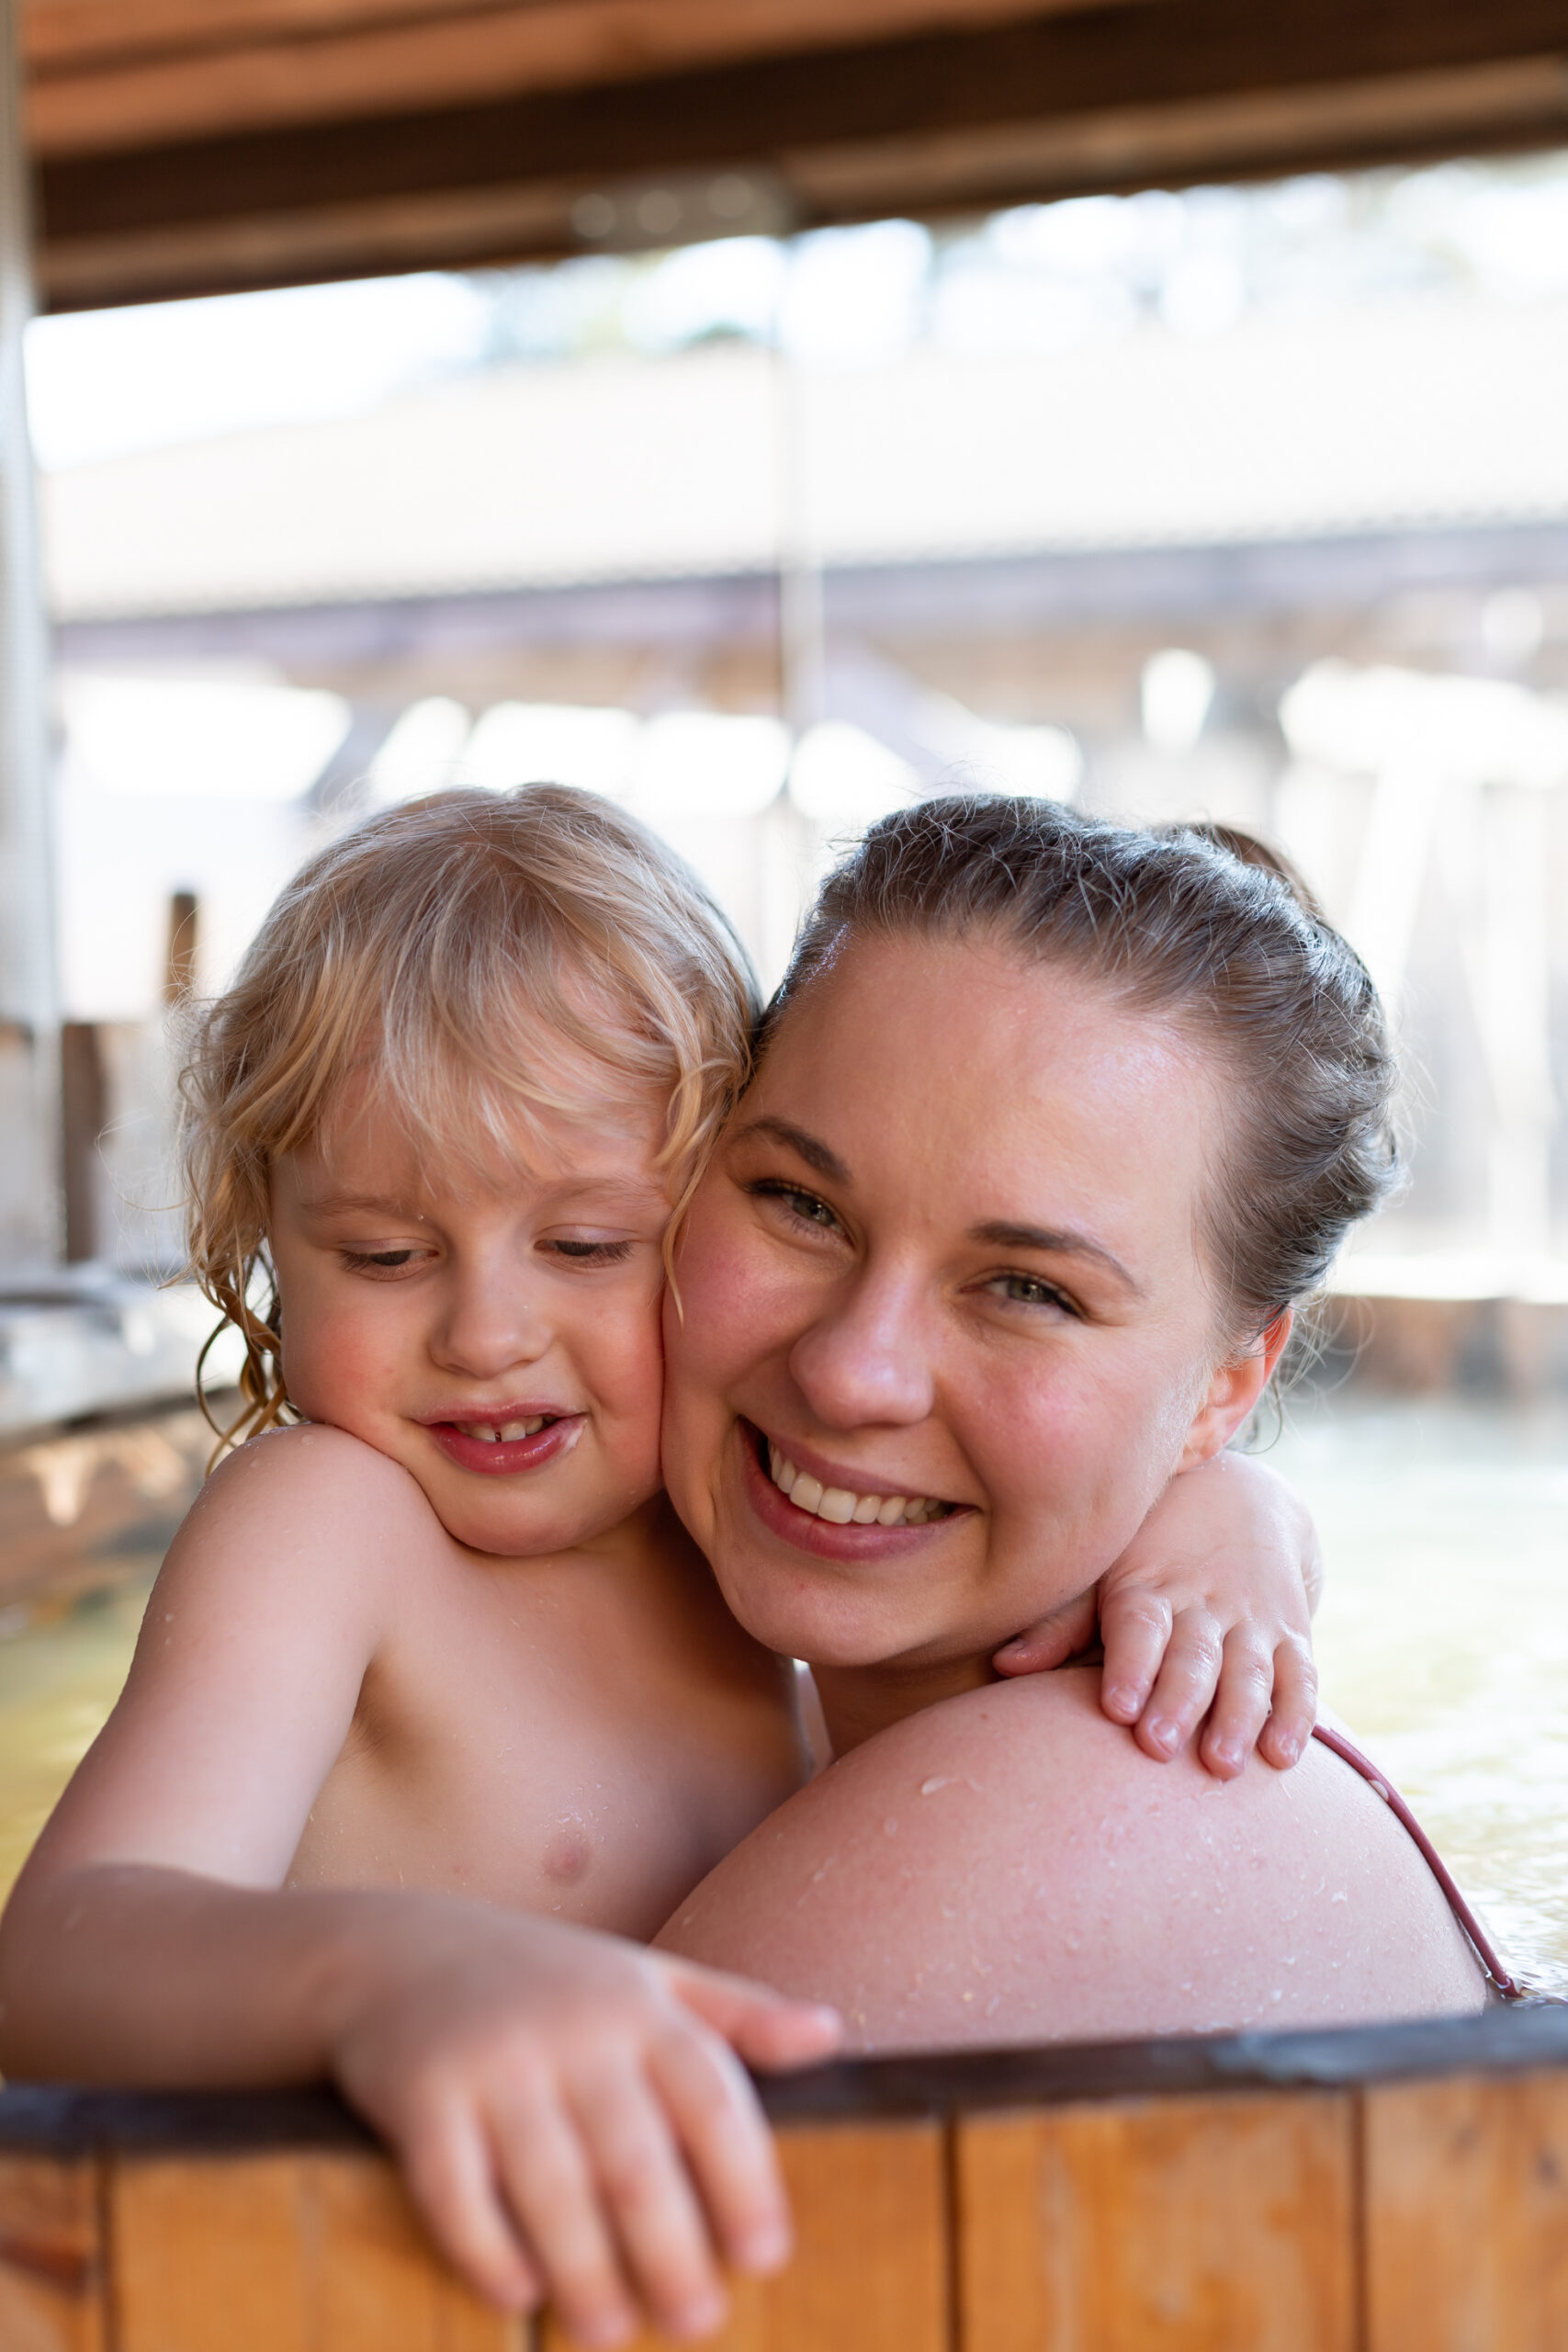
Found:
[542,1237,637,1265]
[340,1247,428,1275]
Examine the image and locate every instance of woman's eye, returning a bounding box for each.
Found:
[545,1238,636,1263]
[749,1180,840,1233]
[985,1272,1077,1314]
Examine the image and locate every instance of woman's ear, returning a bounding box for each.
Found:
[1176,1308,1293,1470]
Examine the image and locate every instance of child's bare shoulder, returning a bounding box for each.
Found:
[165,1422,452,1620]
[199,1421,435,1516]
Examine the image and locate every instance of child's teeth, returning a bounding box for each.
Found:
[765,1446,946,1528]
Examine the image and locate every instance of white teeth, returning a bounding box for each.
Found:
[457,1417,547,1442]
[765,1447,948,1528]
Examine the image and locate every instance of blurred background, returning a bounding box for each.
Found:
[4,0,1568,1985]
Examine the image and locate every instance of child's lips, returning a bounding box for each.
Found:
[428,1415,584,1476]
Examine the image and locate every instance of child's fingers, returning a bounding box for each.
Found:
[488,2079,641,2349]
[570,2056,730,2342]
[991,1589,1100,1677]
[1256,1636,1318,1771]
[664,1955,842,2072]
[1094,1589,1174,1724]
[648,2023,793,2279]
[1133,1611,1224,1761]
[1196,1631,1276,1781]
[398,2095,544,2313]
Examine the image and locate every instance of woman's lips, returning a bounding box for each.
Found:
[737,1419,967,1561]
[428,1416,583,1476]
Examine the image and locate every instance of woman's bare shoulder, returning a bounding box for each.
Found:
[659,1670,1486,2047]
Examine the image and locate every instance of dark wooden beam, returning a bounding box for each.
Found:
[6,2004,1568,2156]
[33,0,1568,307]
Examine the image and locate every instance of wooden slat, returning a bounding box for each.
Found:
[37,0,1568,237]
[23,0,1142,159]
[1365,2069,1568,2352]
[0,2155,106,2352]
[955,2089,1356,2352]
[540,2119,947,2352]
[109,2150,519,2352]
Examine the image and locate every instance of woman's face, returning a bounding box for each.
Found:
[661,929,1272,1674]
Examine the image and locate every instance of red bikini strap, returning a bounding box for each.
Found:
[1311,1722,1522,2001]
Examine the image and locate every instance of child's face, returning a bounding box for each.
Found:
[269,1065,671,1558]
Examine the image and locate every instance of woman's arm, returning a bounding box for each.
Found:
[657,1669,1485,2049]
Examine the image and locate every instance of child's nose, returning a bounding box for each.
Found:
[430,1272,549,1379]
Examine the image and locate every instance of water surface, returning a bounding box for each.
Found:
[0,1397,1563,1987]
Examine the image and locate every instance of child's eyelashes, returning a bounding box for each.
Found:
[340,1247,425,1273]
[542,1237,637,1265]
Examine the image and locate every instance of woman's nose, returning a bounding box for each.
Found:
[787,1274,936,1430]
[429,1266,549,1380]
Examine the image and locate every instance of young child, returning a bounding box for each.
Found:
[0,786,1321,2349]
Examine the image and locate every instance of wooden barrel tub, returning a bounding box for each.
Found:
[3,2002,1568,2349]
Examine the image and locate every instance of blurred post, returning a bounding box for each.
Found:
[0,0,58,1273]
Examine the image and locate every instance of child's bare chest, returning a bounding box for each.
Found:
[287,1553,802,1938]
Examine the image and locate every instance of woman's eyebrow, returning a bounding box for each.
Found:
[731,1115,850,1183]
[969,1219,1144,1295]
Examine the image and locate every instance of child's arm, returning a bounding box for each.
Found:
[0,1430,838,2346]
[991,1453,1320,1780]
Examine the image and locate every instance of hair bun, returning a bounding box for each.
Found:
[1163,820,1325,924]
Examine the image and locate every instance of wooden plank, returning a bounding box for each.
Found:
[109,2149,519,2352]
[33,0,1568,253]
[540,2118,947,2352]
[1365,2069,1568,2352]
[0,2154,107,2352]
[23,0,1144,158]
[955,2089,1356,2352]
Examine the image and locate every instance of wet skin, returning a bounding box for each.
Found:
[656,932,1487,2038]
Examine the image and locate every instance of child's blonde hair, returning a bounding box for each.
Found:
[181,785,759,1450]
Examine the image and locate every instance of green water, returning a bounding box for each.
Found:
[0,1565,159,1896]
[1273,1395,1568,1995]
[0,1397,1564,1988]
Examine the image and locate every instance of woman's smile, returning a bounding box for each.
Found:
[739,1418,968,1560]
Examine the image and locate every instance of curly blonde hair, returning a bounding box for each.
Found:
[181,786,758,1453]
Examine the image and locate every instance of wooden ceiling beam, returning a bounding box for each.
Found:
[26,0,1132,153]
[29,0,1568,310]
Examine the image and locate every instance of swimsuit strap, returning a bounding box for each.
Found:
[1311,1722,1522,2001]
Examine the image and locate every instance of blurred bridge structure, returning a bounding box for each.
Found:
[7,0,1568,1447]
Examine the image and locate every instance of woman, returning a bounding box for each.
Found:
[657,797,1487,2043]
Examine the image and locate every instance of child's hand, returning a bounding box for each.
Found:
[991,1453,1321,1781]
[333,1904,841,2346]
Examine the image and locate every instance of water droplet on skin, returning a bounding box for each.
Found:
[920,1777,951,1796]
